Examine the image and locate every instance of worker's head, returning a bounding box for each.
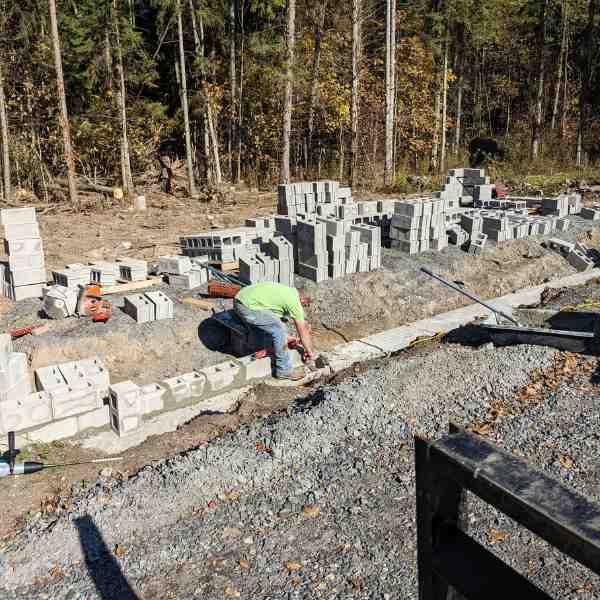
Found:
[298,290,312,307]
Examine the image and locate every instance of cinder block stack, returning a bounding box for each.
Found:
[90,261,120,286]
[389,198,447,254]
[117,258,148,282]
[52,263,91,288]
[541,196,569,218]
[1,207,46,301]
[159,255,208,289]
[581,205,600,221]
[296,217,328,282]
[0,334,34,433]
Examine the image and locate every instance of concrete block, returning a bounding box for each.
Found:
[166,270,203,289]
[140,383,166,414]
[4,238,43,257]
[200,361,243,395]
[162,371,207,405]
[35,365,67,393]
[50,384,102,419]
[59,357,110,396]
[159,255,192,275]
[8,253,45,272]
[0,352,29,387]
[42,285,78,319]
[52,267,90,288]
[77,405,110,432]
[109,381,143,437]
[568,249,594,272]
[9,268,46,287]
[123,294,155,323]
[8,283,45,302]
[144,290,174,320]
[0,391,53,434]
[430,236,449,251]
[117,258,148,282]
[581,207,600,221]
[237,355,273,381]
[0,334,12,372]
[3,222,40,240]
[90,262,119,286]
[1,207,37,225]
[25,415,79,442]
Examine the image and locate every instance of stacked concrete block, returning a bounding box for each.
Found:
[447,225,469,246]
[0,391,54,435]
[117,258,148,282]
[546,238,575,255]
[0,335,36,434]
[159,255,192,275]
[42,285,79,319]
[90,261,119,286]
[461,212,483,237]
[390,199,447,254]
[567,193,582,215]
[296,218,328,282]
[167,267,207,289]
[1,207,46,300]
[541,196,569,218]
[180,229,249,262]
[162,371,207,406]
[52,264,91,288]
[352,224,382,270]
[109,381,143,437]
[555,218,570,232]
[581,205,600,221]
[35,357,110,399]
[468,233,488,256]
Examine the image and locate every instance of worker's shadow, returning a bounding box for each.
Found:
[74,515,139,600]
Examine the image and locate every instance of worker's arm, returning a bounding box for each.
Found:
[293,319,314,361]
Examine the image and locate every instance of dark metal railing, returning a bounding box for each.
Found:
[415,425,600,599]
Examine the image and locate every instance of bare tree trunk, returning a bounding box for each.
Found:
[384,0,396,186]
[440,40,449,174]
[113,0,134,197]
[531,0,548,160]
[350,0,362,187]
[236,0,244,183]
[431,73,441,173]
[551,0,568,130]
[307,3,325,169]
[48,0,78,205]
[453,26,464,156]
[280,0,295,183]
[176,0,198,198]
[577,0,596,166]
[229,0,236,181]
[560,19,569,139]
[189,0,222,185]
[0,60,11,201]
[188,0,211,183]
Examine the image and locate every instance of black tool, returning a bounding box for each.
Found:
[0,431,123,478]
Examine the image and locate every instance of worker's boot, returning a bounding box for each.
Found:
[275,367,305,381]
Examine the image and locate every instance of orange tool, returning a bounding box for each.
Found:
[77,284,113,323]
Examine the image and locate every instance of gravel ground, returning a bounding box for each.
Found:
[2,341,598,599]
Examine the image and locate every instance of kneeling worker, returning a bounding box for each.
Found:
[234,282,314,381]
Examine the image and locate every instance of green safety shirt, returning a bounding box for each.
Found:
[236,282,305,322]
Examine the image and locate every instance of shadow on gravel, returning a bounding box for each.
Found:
[74,516,139,600]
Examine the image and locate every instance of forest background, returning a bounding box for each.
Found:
[0,0,599,205]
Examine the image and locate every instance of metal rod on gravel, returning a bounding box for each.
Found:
[420,267,520,326]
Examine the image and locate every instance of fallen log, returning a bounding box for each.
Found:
[50,178,122,197]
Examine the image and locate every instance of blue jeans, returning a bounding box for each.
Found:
[234,300,293,376]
